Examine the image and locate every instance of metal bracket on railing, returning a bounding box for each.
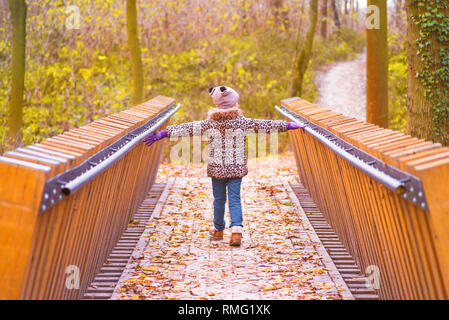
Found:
[38,103,180,214]
[276,103,429,213]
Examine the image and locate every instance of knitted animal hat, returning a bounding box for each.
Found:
[208,86,239,109]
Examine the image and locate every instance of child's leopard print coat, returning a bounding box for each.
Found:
[166,106,288,179]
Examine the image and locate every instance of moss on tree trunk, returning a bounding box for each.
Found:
[406,0,449,145]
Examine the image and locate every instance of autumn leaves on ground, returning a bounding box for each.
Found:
[111,153,350,300]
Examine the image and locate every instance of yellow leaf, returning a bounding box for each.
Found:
[141,266,158,272]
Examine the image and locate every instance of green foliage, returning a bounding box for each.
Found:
[1,1,133,153]
[388,33,408,132]
[310,27,366,68]
[0,1,365,155]
[149,28,364,156]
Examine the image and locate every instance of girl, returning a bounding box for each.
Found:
[143,86,304,246]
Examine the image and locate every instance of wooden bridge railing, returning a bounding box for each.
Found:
[279,97,449,299]
[0,96,176,299]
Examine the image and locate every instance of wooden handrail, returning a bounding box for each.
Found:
[281,97,449,299]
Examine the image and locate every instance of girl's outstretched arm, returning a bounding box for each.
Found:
[243,118,289,133]
[166,120,212,138]
[287,122,306,130]
[244,118,305,133]
[143,130,167,147]
[143,120,212,147]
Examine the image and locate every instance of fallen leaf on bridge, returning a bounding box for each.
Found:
[112,152,348,300]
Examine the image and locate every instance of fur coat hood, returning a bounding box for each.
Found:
[207,106,242,121]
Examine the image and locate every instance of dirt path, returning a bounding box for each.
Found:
[112,154,352,300]
[315,52,366,121]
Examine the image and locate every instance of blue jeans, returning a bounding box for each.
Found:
[211,177,243,231]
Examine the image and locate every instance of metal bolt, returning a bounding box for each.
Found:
[44,193,49,200]
[53,189,57,194]
[410,187,414,192]
[418,191,423,197]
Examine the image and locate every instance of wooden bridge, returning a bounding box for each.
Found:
[1,96,449,300]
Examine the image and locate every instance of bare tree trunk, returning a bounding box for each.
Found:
[366,0,388,127]
[290,0,318,97]
[406,0,449,144]
[321,0,328,39]
[349,0,355,29]
[294,1,306,55]
[272,0,282,25]
[8,0,27,148]
[271,0,289,30]
[331,0,341,30]
[126,0,144,105]
[281,1,289,30]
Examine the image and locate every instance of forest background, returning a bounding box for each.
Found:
[0,0,407,155]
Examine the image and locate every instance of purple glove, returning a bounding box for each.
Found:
[287,122,306,130]
[143,130,167,147]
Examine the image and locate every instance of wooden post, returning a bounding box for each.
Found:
[0,157,49,299]
[412,160,449,294]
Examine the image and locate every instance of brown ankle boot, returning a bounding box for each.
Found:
[229,226,242,246]
[209,228,223,240]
